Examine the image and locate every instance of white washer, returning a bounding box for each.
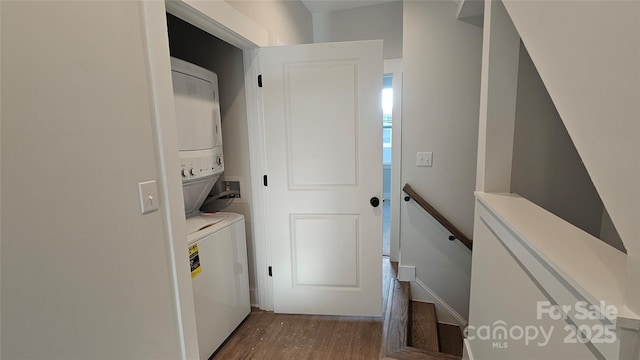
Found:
[186,212,250,359]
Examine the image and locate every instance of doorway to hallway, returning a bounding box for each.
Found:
[382,74,393,256]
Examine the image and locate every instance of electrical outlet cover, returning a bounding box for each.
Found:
[224,176,246,204]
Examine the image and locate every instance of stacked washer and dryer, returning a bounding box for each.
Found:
[171,57,250,360]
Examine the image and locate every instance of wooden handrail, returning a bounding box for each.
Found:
[402,183,473,250]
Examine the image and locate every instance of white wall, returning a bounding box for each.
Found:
[404,202,472,323]
[312,1,403,59]
[402,0,482,239]
[502,0,640,315]
[467,211,597,359]
[400,0,482,319]
[1,2,195,358]
[226,0,313,45]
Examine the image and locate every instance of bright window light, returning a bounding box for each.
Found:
[382,88,393,115]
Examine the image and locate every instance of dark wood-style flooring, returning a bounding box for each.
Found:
[211,258,463,360]
[211,258,395,360]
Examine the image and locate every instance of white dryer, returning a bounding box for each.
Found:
[171,57,224,217]
[186,212,250,359]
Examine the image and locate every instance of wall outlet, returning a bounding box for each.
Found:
[417,152,433,167]
[223,176,245,204]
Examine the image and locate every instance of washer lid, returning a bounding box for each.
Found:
[186,212,245,244]
[185,213,228,235]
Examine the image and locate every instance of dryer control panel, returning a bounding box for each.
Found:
[180,147,224,182]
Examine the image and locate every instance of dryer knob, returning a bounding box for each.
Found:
[189,168,196,176]
[216,156,223,166]
[181,169,187,178]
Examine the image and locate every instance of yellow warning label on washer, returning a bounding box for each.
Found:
[189,244,201,278]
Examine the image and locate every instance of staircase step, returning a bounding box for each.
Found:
[410,301,439,352]
[385,278,411,355]
[437,323,463,356]
[390,348,462,360]
[384,279,462,360]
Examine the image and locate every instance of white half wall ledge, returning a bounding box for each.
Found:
[475,192,629,315]
[475,191,639,359]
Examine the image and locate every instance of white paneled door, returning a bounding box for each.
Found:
[260,41,383,316]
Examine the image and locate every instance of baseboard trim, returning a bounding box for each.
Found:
[249,288,257,308]
[463,339,473,360]
[411,278,468,328]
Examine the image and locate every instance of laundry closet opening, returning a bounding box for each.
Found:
[165,13,257,305]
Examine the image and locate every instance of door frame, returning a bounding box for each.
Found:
[384,59,403,262]
[243,49,273,310]
[139,0,269,360]
[156,0,275,314]
[147,0,392,322]
[141,4,275,359]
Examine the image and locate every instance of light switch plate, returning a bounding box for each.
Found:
[138,180,159,215]
[417,152,433,167]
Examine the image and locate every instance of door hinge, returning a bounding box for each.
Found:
[258,74,263,88]
[268,266,272,277]
[263,175,268,187]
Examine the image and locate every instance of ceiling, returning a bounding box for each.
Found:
[301,0,398,14]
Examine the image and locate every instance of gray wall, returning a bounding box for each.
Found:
[312,1,403,59]
[227,0,313,45]
[166,14,260,304]
[1,2,187,357]
[402,0,482,239]
[400,0,483,319]
[510,42,625,253]
[501,4,639,287]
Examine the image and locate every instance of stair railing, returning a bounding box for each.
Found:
[402,183,473,250]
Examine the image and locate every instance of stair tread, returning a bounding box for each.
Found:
[385,279,411,356]
[390,347,462,360]
[410,301,439,352]
[437,323,463,356]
